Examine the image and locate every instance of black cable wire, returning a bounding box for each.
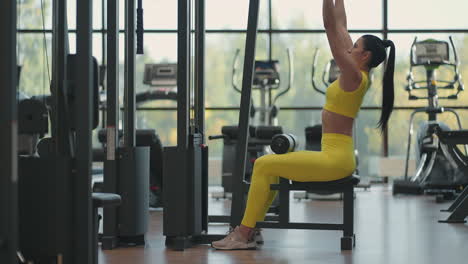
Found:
[40,0,51,90]
[17,0,20,64]
[136,0,144,54]
[17,0,21,104]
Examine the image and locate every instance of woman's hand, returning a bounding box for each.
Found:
[323,0,361,86]
[335,0,348,29]
[322,0,336,30]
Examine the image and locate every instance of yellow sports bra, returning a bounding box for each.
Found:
[323,71,370,119]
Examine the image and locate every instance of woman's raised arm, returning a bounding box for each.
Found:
[322,0,360,85]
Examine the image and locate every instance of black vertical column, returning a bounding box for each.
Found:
[230,0,260,227]
[101,0,107,128]
[52,0,72,156]
[268,0,272,60]
[178,0,191,149]
[195,0,205,138]
[124,0,136,147]
[195,0,209,233]
[101,0,107,65]
[382,0,388,41]
[103,0,120,249]
[0,0,17,263]
[75,0,93,262]
[382,0,389,158]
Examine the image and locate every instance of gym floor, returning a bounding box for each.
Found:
[99,185,468,264]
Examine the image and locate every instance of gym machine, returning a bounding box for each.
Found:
[392,38,468,202]
[0,0,18,263]
[15,0,148,262]
[232,49,293,126]
[15,0,113,263]
[100,0,150,249]
[163,0,262,250]
[163,0,215,250]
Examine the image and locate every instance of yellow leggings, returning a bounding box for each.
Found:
[241,133,356,228]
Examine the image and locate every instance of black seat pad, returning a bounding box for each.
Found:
[92,192,121,208]
[289,175,360,189]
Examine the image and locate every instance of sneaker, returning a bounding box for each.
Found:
[224,227,264,244]
[254,228,264,244]
[211,226,257,250]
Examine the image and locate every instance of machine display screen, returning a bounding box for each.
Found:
[143,64,177,87]
[412,41,449,65]
[253,60,280,88]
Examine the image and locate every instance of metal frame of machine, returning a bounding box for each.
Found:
[0,0,18,263]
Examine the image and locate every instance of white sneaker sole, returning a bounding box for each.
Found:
[211,243,257,250]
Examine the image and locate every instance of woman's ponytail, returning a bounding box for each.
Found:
[377,40,395,133]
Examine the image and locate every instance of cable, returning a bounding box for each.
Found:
[136,0,144,54]
[40,0,51,88]
[17,0,21,64]
[17,0,21,103]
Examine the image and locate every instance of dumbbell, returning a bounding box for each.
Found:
[271,133,298,154]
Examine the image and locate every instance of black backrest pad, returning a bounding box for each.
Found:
[256,126,283,140]
[222,126,257,139]
[67,54,100,130]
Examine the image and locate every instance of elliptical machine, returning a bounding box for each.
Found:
[210,49,293,198]
[393,37,468,202]
[232,49,293,126]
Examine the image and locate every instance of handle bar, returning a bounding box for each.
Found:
[273,48,294,105]
[311,48,326,95]
[208,135,225,140]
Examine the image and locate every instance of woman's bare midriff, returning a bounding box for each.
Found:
[322,109,354,137]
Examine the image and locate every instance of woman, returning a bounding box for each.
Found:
[212,0,395,250]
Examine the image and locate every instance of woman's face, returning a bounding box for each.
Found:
[348,37,371,67]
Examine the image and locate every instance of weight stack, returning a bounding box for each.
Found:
[163,134,206,250]
[118,146,150,242]
[18,156,74,263]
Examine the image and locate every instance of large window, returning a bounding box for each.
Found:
[271,0,382,29]
[206,0,269,30]
[204,33,269,107]
[389,0,468,29]
[18,0,468,180]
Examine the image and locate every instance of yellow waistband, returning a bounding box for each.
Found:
[322,133,353,141]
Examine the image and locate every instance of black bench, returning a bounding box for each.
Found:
[256,175,360,250]
[92,193,121,264]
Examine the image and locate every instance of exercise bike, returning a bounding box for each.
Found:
[393,37,468,202]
